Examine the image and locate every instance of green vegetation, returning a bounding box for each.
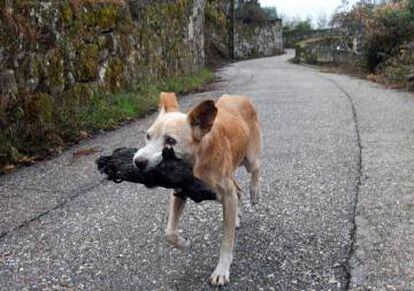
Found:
[364,1,414,71]
[282,17,313,37]
[262,7,278,21]
[0,0,217,172]
[74,68,214,131]
[0,68,214,169]
[332,0,414,89]
[205,0,231,65]
[281,16,315,49]
[237,0,279,23]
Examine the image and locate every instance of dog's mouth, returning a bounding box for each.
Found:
[161,147,179,161]
[97,146,217,203]
[139,147,180,173]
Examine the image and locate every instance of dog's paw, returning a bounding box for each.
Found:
[166,233,192,250]
[175,237,192,250]
[210,267,230,286]
[235,215,241,229]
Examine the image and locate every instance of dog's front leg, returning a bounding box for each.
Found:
[210,188,238,286]
[165,193,191,249]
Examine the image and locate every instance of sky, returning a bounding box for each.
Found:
[259,0,359,24]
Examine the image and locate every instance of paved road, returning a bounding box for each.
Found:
[1,51,413,290]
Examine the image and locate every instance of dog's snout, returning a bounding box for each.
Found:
[134,157,148,169]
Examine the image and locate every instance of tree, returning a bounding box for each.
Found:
[296,17,313,31]
[262,6,278,20]
[282,15,314,33]
[237,0,277,23]
[317,12,328,29]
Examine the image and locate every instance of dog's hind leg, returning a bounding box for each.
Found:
[245,150,261,205]
[165,193,191,249]
[245,121,262,205]
[248,165,260,205]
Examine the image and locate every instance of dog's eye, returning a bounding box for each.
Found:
[146,133,151,140]
[165,136,177,146]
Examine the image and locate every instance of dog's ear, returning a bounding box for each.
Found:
[159,92,179,114]
[187,100,217,141]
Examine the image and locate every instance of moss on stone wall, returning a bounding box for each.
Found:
[105,57,125,91]
[0,0,208,169]
[45,50,65,95]
[205,0,230,65]
[30,93,55,126]
[62,83,95,107]
[74,43,100,82]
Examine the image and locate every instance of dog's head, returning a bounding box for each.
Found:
[133,92,217,170]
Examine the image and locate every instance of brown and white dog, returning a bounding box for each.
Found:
[133,92,261,286]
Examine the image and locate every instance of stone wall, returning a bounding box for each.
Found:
[234,19,283,59]
[284,28,343,48]
[0,0,206,98]
[204,0,230,65]
[294,37,356,65]
[0,0,206,165]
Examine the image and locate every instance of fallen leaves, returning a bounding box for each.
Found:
[79,131,90,140]
[367,73,380,83]
[18,156,37,164]
[2,164,16,174]
[72,147,100,159]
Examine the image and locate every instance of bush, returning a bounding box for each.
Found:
[331,1,414,71]
[364,2,414,71]
[380,41,414,90]
[282,18,313,42]
[238,1,273,23]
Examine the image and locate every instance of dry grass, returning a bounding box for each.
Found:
[72,147,100,159]
[0,4,39,43]
[321,62,411,91]
[69,0,125,7]
[319,61,368,80]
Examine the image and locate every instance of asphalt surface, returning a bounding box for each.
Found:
[1,51,413,290]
